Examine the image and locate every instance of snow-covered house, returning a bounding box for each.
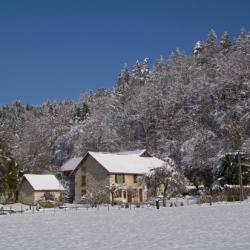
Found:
[70,149,165,203]
[18,174,65,204]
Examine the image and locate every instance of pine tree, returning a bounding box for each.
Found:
[207,29,218,47]
[220,31,232,49]
[131,60,142,86]
[116,64,130,93]
[218,153,250,186]
[193,41,203,57]
[141,58,150,83]
[0,140,20,201]
[239,27,247,40]
[155,56,167,73]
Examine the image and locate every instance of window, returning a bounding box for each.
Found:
[115,190,122,198]
[132,189,137,198]
[134,175,138,183]
[115,174,125,184]
[81,176,86,186]
[123,191,127,199]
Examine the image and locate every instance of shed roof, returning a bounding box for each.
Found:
[23,174,65,191]
[61,157,83,172]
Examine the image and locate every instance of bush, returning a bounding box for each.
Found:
[39,201,55,208]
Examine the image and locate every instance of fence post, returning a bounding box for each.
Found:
[238,151,244,202]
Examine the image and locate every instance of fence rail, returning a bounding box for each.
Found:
[1,196,249,216]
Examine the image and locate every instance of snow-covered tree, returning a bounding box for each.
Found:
[143,159,185,206]
[106,183,121,206]
[220,31,232,49]
[207,29,218,47]
[193,41,203,57]
[81,175,109,207]
[215,152,250,186]
[116,64,130,93]
[1,28,250,192]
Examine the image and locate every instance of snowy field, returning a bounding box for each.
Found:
[0,203,250,250]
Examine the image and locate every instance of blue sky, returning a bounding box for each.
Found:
[0,0,250,105]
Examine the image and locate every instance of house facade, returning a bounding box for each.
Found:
[18,174,65,204]
[70,150,165,204]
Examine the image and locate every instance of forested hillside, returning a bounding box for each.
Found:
[1,29,250,185]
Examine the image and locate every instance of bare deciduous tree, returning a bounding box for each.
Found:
[142,159,186,206]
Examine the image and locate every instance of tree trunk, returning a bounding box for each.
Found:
[111,192,114,206]
[163,187,167,207]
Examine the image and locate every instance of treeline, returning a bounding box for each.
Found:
[0,139,21,200]
[1,28,250,191]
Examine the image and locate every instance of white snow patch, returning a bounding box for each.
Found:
[0,203,250,250]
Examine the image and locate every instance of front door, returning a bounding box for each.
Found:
[139,189,143,202]
[127,191,132,203]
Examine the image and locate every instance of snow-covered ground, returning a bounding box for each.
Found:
[0,202,250,250]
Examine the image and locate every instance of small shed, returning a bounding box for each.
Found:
[18,174,65,204]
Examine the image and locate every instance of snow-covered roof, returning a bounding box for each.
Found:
[114,150,146,155]
[87,150,165,174]
[61,157,83,172]
[23,174,65,191]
